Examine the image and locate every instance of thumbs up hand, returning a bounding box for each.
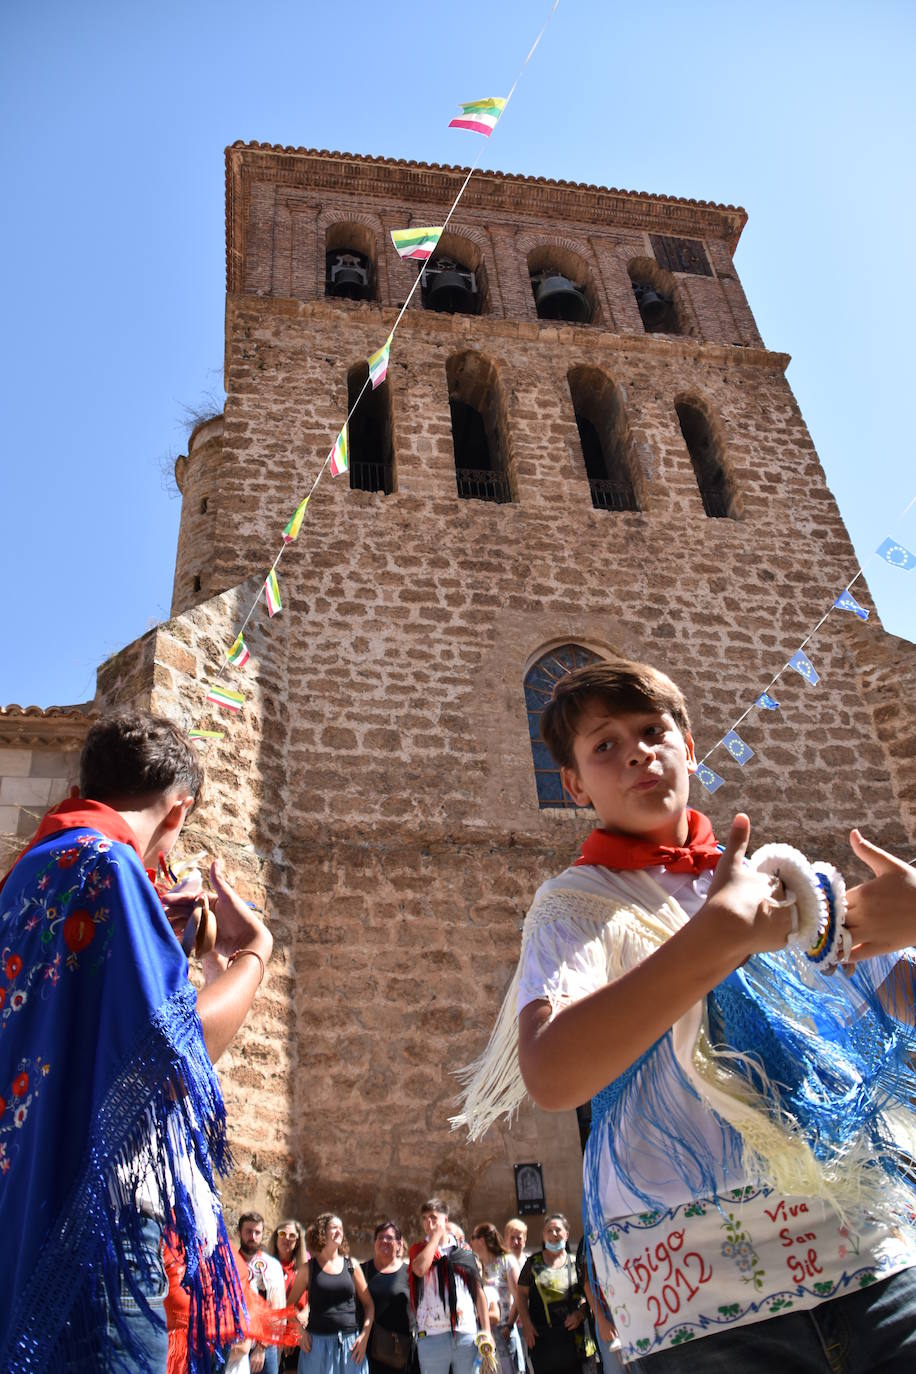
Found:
[699,815,795,962]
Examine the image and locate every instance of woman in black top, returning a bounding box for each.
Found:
[362,1221,414,1374]
[289,1213,375,1374]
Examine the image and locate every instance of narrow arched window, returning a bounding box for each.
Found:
[325,224,377,302]
[447,352,512,503]
[348,362,394,494]
[568,367,639,511]
[524,644,602,808]
[628,258,683,336]
[675,400,733,518]
[528,246,596,324]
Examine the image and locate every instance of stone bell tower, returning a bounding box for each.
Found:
[5,143,913,1241]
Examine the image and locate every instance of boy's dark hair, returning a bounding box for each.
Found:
[420,1197,449,1216]
[540,659,691,769]
[80,710,204,804]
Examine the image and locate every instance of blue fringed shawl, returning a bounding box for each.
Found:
[0,828,245,1372]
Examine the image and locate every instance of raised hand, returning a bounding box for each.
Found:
[199,859,272,981]
[700,815,795,960]
[845,830,916,961]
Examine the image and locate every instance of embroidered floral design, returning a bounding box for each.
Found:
[63,910,95,953]
[837,1225,860,1260]
[858,1273,878,1288]
[813,1281,834,1296]
[720,1212,765,1290]
[12,1072,29,1097]
[669,1330,695,1346]
[4,953,22,980]
[717,1303,740,1318]
[769,1297,793,1313]
[684,1202,706,1218]
[57,848,80,869]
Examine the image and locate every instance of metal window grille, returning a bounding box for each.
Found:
[455,467,512,503]
[589,479,639,512]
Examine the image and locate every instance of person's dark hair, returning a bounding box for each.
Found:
[306,1212,349,1257]
[239,1210,265,1231]
[420,1198,449,1217]
[539,660,691,770]
[471,1222,507,1259]
[80,709,204,804]
[374,1219,403,1242]
[270,1218,306,1266]
[543,1213,569,1232]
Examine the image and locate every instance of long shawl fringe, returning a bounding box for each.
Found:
[7,981,246,1374]
[454,869,916,1236]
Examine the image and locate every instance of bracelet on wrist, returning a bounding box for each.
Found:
[226,947,266,985]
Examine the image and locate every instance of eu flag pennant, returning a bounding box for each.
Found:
[722,730,755,766]
[789,649,819,685]
[696,763,725,794]
[876,538,916,570]
[755,693,780,710]
[833,589,869,620]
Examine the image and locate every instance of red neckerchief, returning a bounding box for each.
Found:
[574,808,721,875]
[0,797,145,896]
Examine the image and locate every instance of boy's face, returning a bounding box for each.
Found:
[561,703,696,844]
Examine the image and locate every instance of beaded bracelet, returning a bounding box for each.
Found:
[226,948,267,985]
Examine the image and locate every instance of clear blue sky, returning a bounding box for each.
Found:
[1,0,913,709]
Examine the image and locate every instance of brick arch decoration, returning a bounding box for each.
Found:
[672,387,741,519]
[523,642,603,808]
[317,209,389,304]
[446,348,515,501]
[627,254,697,338]
[430,227,494,316]
[516,230,604,325]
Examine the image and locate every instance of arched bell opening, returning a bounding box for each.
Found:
[628,257,684,336]
[325,223,378,302]
[675,398,734,518]
[446,352,512,504]
[347,362,395,494]
[568,367,640,512]
[528,245,597,325]
[422,234,487,316]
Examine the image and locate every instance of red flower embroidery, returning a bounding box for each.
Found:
[12,1072,28,1098]
[63,910,95,953]
[0,988,5,1010]
[0,1095,6,1117]
[57,849,80,869]
[4,954,22,981]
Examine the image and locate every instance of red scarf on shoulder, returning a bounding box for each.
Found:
[0,798,144,895]
[574,808,721,875]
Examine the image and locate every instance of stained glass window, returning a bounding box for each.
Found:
[524,644,601,809]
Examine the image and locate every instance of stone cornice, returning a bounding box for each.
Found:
[225,143,748,293]
[226,292,789,373]
[0,704,96,749]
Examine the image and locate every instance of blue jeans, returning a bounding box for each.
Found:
[640,1266,916,1372]
[416,1330,478,1374]
[104,1215,169,1373]
[299,1331,369,1374]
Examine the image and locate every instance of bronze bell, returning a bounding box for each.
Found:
[427,269,478,314]
[633,283,670,327]
[327,251,371,300]
[534,275,591,323]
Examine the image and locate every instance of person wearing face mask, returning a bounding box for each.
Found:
[516,1216,593,1374]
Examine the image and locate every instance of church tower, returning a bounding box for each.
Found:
[5,144,914,1236]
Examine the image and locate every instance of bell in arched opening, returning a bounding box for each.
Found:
[422,258,480,315]
[326,250,373,301]
[632,280,676,332]
[531,270,591,324]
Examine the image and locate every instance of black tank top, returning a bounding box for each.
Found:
[307,1256,358,1334]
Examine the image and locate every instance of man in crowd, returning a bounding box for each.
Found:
[410,1198,491,1374]
[238,1212,287,1374]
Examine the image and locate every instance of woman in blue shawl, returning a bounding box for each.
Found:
[0,710,274,1374]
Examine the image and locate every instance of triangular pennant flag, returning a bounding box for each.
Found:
[696,763,725,794]
[789,649,819,685]
[205,685,245,713]
[188,729,225,740]
[448,97,507,136]
[876,538,916,571]
[264,569,282,617]
[226,633,250,667]
[722,730,754,767]
[833,589,869,620]
[368,336,392,390]
[390,227,443,261]
[329,424,349,478]
[755,693,780,711]
[283,497,310,543]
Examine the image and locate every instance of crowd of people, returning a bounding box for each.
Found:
[215,1201,631,1374]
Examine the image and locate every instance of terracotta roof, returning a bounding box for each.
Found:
[227,142,746,216]
[0,703,96,748]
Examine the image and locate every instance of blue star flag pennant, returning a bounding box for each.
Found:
[722,730,755,766]
[755,693,780,710]
[876,538,916,570]
[789,649,819,685]
[696,763,725,794]
[833,589,869,620]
